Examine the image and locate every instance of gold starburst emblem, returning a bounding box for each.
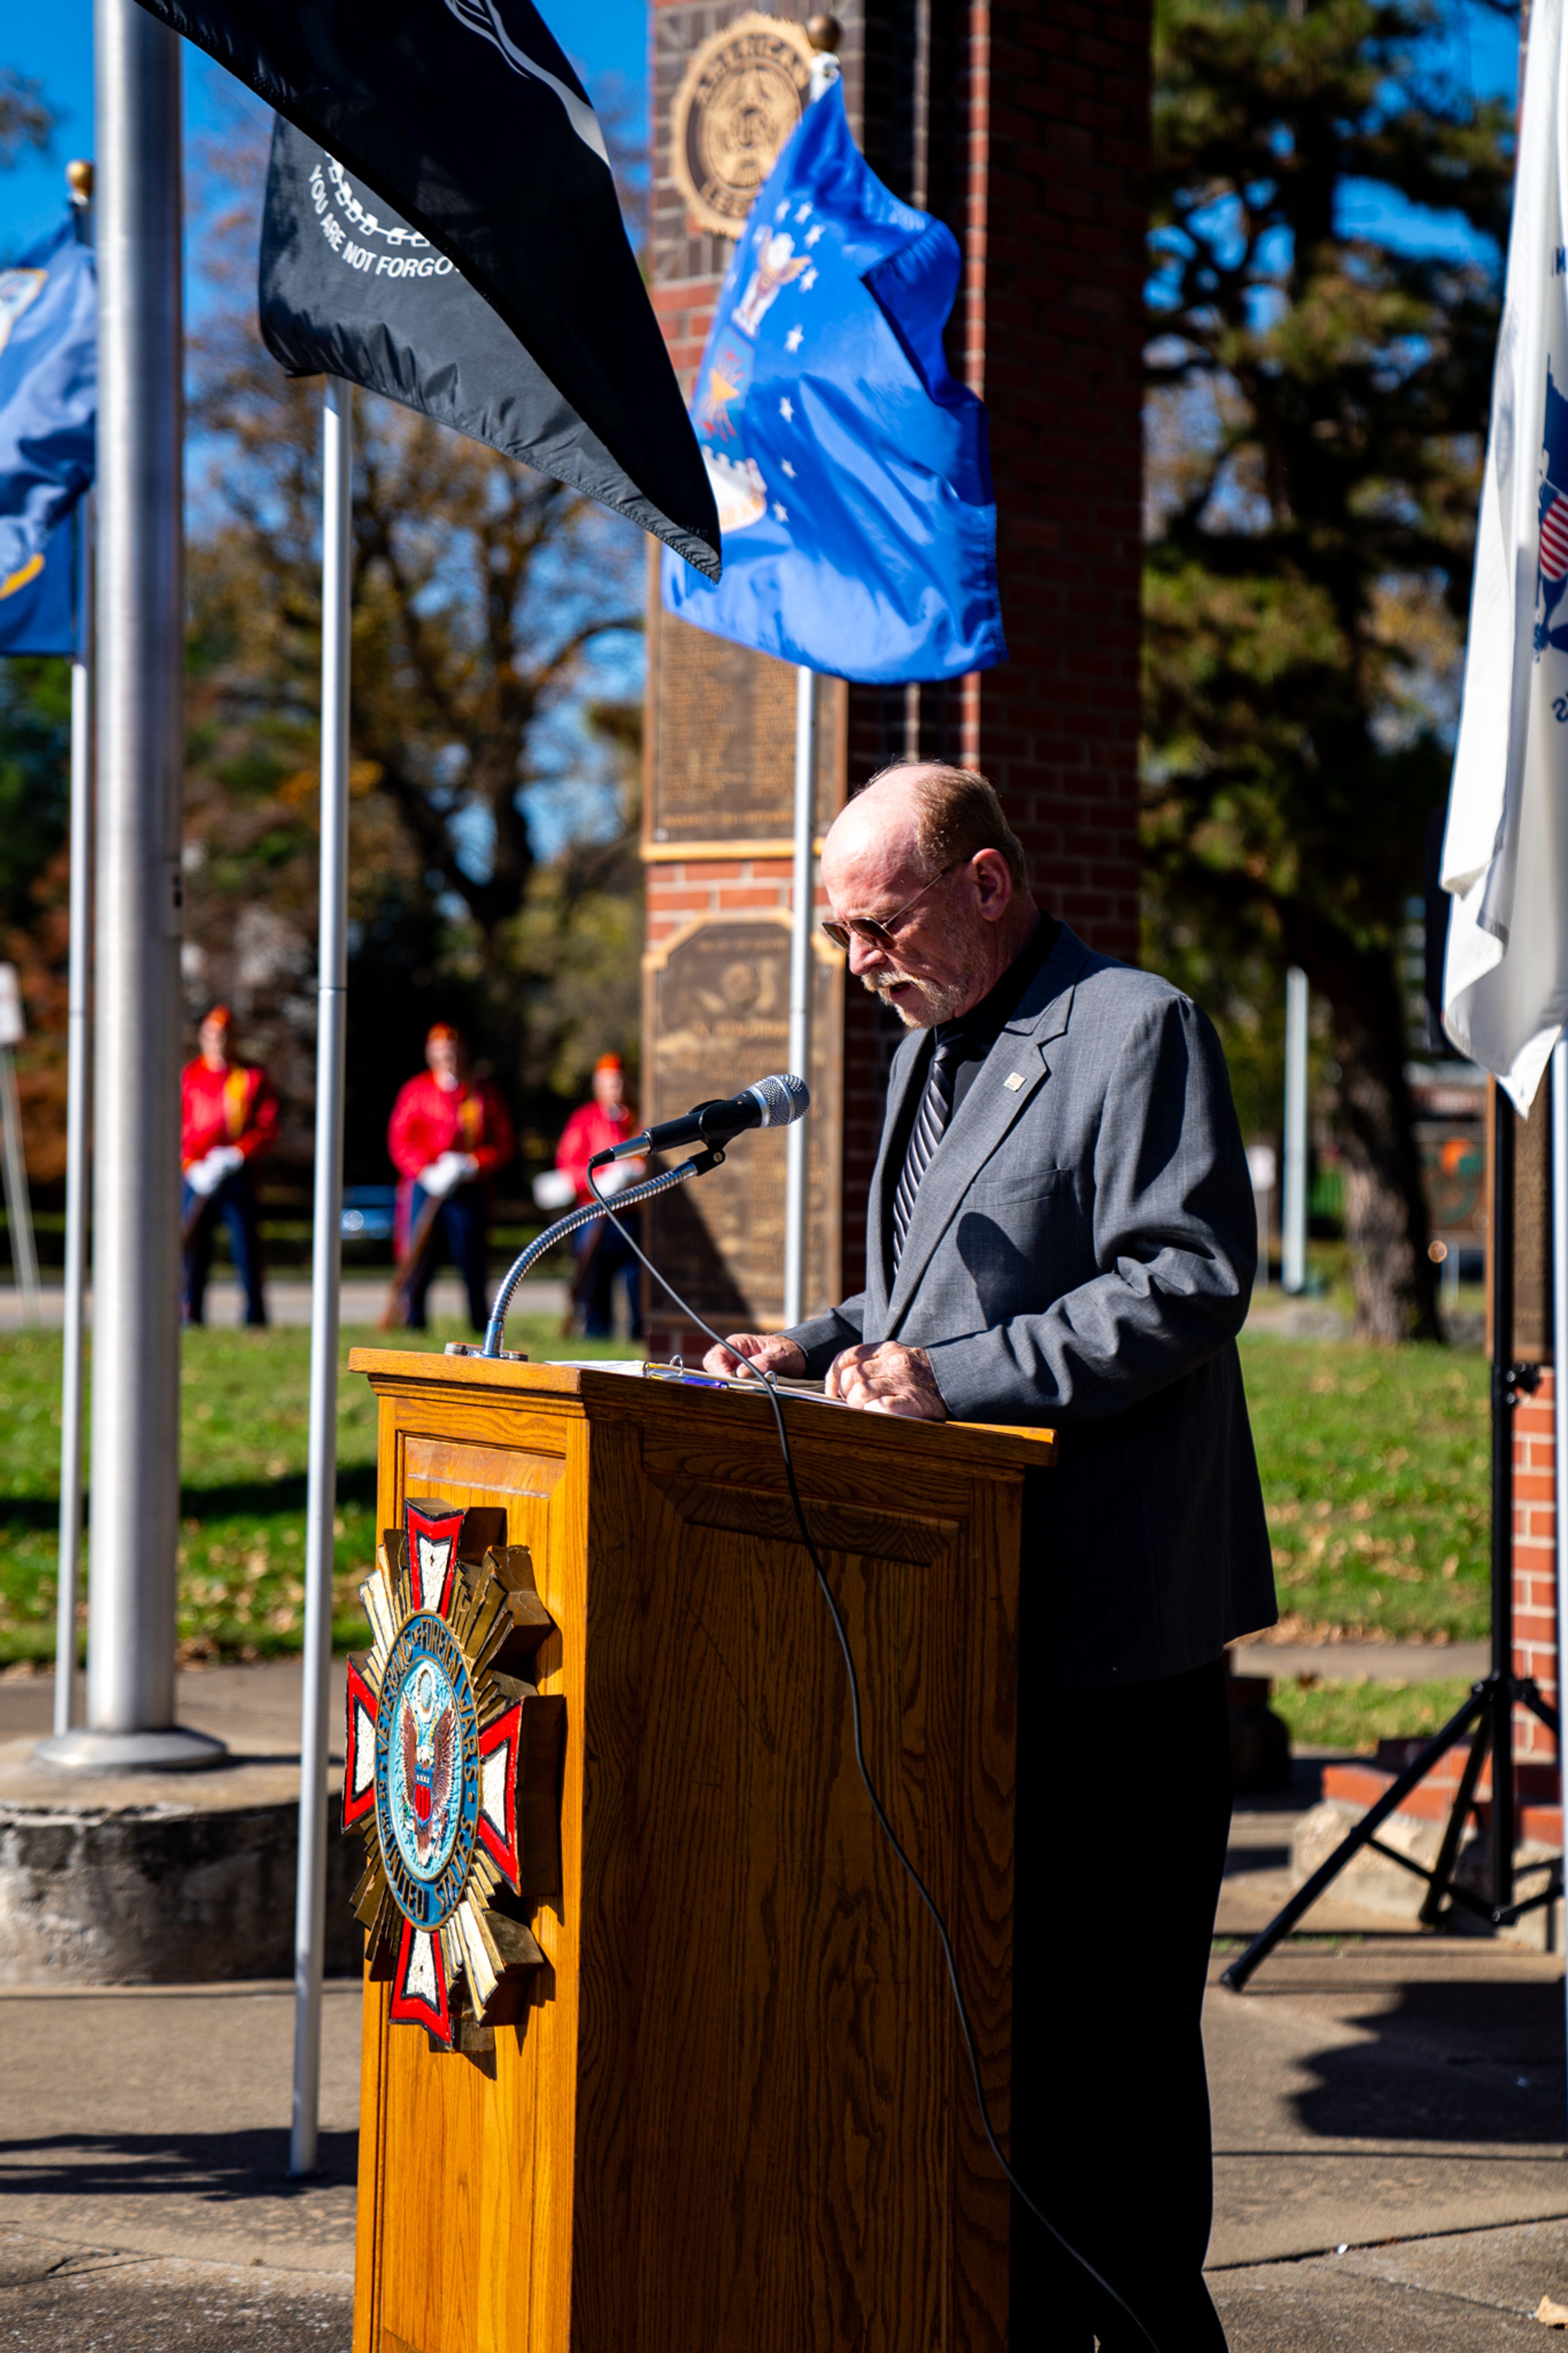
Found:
[343,1499,562,2046]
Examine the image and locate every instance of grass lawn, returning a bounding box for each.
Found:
[0,1323,638,1667]
[1268,1675,1476,1753]
[0,1325,1492,1667]
[1238,1332,1489,1644]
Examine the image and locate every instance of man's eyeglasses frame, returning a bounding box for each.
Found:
[819,858,966,955]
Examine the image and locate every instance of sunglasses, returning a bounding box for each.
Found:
[820,859,964,954]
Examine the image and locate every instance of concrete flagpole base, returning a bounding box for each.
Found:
[33,1725,228,1773]
[0,1734,359,1984]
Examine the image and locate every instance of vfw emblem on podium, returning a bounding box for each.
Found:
[343,1499,562,2046]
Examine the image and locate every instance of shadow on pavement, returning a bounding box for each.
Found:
[0,2129,358,2204]
[1287,1974,1567,2146]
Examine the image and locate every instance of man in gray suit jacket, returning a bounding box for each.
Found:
[707,762,1275,2352]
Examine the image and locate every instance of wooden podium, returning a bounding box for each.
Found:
[345,1349,1054,2353]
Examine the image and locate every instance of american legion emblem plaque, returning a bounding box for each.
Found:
[668,11,815,241]
[343,1498,564,2045]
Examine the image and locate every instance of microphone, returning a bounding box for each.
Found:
[587,1072,809,1169]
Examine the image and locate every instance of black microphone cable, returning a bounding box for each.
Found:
[584,1166,1164,2353]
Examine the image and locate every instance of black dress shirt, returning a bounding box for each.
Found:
[888,910,1060,1190]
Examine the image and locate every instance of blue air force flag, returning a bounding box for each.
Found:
[661,77,1005,683]
[0,216,95,591]
[0,516,78,657]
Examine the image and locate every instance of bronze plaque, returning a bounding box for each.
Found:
[646,602,844,850]
[668,13,814,241]
[643,912,843,1328]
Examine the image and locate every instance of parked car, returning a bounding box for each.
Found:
[341,1184,396,1243]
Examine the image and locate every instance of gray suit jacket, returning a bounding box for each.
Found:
[786,923,1277,1688]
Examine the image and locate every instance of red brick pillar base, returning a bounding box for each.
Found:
[1514,1369,1559,1765]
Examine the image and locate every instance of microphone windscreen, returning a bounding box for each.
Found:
[747,1072,811,1128]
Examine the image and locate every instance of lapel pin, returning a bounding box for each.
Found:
[1003,1071,1026,1092]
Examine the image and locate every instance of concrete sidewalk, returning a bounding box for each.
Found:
[0,1656,344,1763]
[0,1667,360,2344]
[2,1668,1565,2348]
[1214,2220,1568,2346]
[1209,1755,1568,2344]
[0,1276,570,1329]
[0,1979,359,2350]
[1232,1636,1491,1681]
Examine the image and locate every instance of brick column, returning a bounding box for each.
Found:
[644,854,799,960]
[1514,1371,1559,1763]
[837,0,1151,1291]
[644,0,1151,1329]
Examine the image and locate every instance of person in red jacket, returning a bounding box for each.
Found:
[181,1005,279,1326]
[554,1054,645,1339]
[386,1022,515,1329]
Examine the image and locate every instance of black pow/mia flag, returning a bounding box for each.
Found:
[135,0,720,575]
[259,115,675,518]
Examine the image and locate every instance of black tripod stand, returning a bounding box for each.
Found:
[1222,1088,1562,1993]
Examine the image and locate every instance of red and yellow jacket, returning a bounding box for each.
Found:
[386,1073,515,1184]
[555,1098,642,1207]
[180,1058,279,1172]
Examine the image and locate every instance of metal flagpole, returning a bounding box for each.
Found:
[1281,964,1309,1294]
[40,0,221,1771]
[902,0,931,768]
[53,156,96,1740]
[783,664,816,1328]
[0,1000,38,1320]
[290,376,353,2178]
[53,489,94,1738]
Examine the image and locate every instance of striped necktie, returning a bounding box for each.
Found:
[891,1033,965,1270]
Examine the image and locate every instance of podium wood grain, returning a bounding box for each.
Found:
[345,1354,1053,2353]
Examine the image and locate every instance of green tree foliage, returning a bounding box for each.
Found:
[0,661,71,1185]
[183,370,645,1180]
[1,91,648,1193]
[1144,0,1515,1338]
[0,66,53,176]
[171,107,646,1185]
[0,69,67,932]
[0,67,67,1180]
[0,658,68,930]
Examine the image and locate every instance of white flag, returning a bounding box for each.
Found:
[1442,0,1568,1113]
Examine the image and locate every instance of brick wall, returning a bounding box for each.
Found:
[836,1,1150,1291]
[644,854,800,955]
[956,0,1147,960]
[1514,1372,1559,1764]
[645,0,1150,1314]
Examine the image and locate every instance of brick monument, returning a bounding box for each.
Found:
[642,0,1150,1345]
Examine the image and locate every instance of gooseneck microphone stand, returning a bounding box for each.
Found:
[475,1148,726,1359]
[1223,1085,1561,1992]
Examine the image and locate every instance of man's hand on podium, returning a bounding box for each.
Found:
[826,1343,948,1420]
[702,1333,808,1382]
[702,1334,948,1419]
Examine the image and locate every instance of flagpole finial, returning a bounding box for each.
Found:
[66,161,94,205]
[806,14,842,51]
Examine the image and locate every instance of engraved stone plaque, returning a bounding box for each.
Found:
[647,605,844,851]
[669,13,815,241]
[643,912,843,1327]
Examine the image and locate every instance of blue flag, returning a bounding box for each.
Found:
[0,515,78,657]
[0,216,96,590]
[661,79,1004,684]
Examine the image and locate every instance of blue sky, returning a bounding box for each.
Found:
[1,3,1524,262]
[0,2,648,259]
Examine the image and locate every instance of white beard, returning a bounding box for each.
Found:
[862,968,978,1028]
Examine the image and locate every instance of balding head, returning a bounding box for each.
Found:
[822,766,927,900]
[821,761,1037,1028]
